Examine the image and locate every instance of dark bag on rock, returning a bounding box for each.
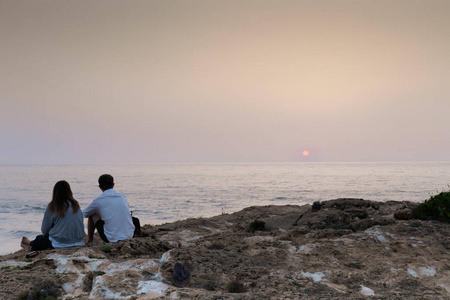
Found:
[132,216,141,237]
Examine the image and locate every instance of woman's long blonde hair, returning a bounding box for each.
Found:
[48,180,80,218]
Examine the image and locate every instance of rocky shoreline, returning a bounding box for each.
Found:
[1,198,449,299]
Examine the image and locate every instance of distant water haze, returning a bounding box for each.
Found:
[1,162,450,255]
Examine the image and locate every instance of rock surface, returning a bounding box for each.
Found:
[1,198,449,299]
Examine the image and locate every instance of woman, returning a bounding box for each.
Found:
[20,180,86,252]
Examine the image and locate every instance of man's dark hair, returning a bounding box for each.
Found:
[98,174,114,190]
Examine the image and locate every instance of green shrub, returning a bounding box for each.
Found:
[413,190,450,222]
[100,246,111,253]
[248,220,265,232]
[18,279,60,300]
[312,201,322,212]
[226,278,246,293]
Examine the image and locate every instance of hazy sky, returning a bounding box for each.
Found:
[1,0,449,163]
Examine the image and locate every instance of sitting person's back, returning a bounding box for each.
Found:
[21,180,86,252]
[83,174,135,243]
[43,200,86,247]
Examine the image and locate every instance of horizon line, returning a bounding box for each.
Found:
[1,160,449,166]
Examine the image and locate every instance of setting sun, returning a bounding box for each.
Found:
[302,150,309,156]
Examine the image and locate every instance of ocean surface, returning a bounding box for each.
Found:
[1,162,449,255]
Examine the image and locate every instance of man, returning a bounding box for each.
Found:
[83,174,135,243]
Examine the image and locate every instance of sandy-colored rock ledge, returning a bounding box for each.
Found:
[1,198,449,299]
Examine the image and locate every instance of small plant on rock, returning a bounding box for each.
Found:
[19,279,61,300]
[312,201,323,212]
[226,278,246,293]
[100,245,111,253]
[248,220,265,233]
[88,254,104,259]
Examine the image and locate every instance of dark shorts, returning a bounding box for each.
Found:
[30,235,54,251]
[95,219,110,243]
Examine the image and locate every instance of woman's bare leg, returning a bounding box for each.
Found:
[20,237,32,252]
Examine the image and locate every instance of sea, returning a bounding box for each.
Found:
[1,162,449,255]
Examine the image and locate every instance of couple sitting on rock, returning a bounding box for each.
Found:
[21,174,137,252]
